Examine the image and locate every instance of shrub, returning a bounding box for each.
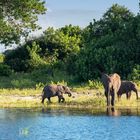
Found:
[0,64,12,76]
[88,80,103,89]
[128,65,140,81]
[11,79,35,88]
[0,54,4,63]
[35,82,45,89]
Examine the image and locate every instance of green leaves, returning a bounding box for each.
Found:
[26,41,46,70]
[42,25,82,60]
[74,4,140,81]
[2,4,140,83]
[0,0,46,45]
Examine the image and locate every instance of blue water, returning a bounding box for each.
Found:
[0,109,140,140]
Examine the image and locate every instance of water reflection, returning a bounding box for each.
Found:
[106,107,140,116]
[41,107,140,116]
[106,107,121,116]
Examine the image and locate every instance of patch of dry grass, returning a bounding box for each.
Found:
[0,87,140,109]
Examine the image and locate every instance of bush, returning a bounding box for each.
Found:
[0,64,12,76]
[0,54,4,63]
[11,79,35,88]
[88,80,103,89]
[128,65,140,81]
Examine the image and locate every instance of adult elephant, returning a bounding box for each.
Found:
[101,72,121,106]
[41,84,72,104]
[117,81,138,100]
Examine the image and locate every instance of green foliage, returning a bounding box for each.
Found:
[50,80,68,86]
[128,65,140,81]
[26,41,46,70]
[0,0,46,45]
[74,4,140,81]
[0,64,12,76]
[1,4,140,87]
[4,47,29,72]
[42,25,82,60]
[4,42,46,72]
[11,79,35,88]
[35,82,45,89]
[88,80,103,89]
[0,54,4,63]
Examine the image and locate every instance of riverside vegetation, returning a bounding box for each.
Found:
[0,4,140,108]
[0,71,139,108]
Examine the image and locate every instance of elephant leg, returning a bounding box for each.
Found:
[58,96,62,103]
[117,94,121,102]
[58,95,65,103]
[133,88,138,100]
[128,92,131,100]
[107,96,111,106]
[47,97,52,103]
[41,97,45,104]
[104,89,110,106]
[104,91,108,105]
[111,92,115,106]
[107,92,111,106]
[61,97,65,103]
[58,97,61,103]
[126,92,129,100]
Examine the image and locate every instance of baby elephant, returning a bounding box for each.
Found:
[117,81,138,100]
[41,84,72,104]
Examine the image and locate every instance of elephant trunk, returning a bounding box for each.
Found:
[68,92,72,97]
[136,90,138,100]
[133,87,138,100]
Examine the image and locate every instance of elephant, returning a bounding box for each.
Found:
[41,84,72,104]
[101,72,121,106]
[117,81,138,100]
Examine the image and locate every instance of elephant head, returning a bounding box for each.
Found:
[57,85,72,97]
[99,70,121,106]
[63,86,72,97]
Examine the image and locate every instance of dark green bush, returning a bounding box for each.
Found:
[0,64,12,76]
[2,4,140,84]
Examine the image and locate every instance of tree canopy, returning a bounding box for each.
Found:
[0,0,46,45]
[1,4,140,82]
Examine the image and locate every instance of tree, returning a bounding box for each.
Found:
[0,0,46,45]
[139,0,140,13]
[74,4,139,81]
[39,26,82,61]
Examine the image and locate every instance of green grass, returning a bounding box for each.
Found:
[0,87,139,109]
[0,68,139,109]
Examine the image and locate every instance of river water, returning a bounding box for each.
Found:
[0,108,140,140]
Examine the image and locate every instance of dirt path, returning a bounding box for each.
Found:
[0,94,41,101]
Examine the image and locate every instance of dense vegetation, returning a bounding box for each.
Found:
[0,0,46,45]
[0,4,140,89]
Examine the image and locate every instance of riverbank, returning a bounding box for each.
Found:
[0,88,140,109]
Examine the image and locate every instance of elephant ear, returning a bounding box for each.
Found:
[57,85,65,93]
[62,85,68,93]
[62,86,66,90]
[62,86,70,93]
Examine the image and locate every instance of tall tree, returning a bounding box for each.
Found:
[75,4,138,81]
[0,0,46,45]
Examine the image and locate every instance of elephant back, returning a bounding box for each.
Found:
[109,73,121,94]
[101,73,111,90]
[43,85,58,97]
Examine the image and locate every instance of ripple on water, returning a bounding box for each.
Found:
[0,108,140,140]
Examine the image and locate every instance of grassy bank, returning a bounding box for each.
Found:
[0,88,140,108]
[0,69,139,109]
